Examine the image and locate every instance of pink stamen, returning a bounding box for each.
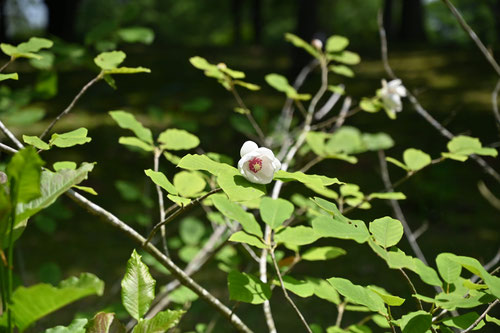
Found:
[248,157,263,173]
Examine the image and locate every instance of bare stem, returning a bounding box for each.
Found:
[0,120,23,149]
[399,268,423,311]
[270,249,312,333]
[460,299,499,333]
[153,148,169,256]
[0,143,17,154]
[230,84,266,144]
[491,79,500,131]
[0,58,13,73]
[335,302,346,328]
[40,74,101,140]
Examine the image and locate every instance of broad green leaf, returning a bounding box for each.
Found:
[189,56,212,71]
[177,154,231,176]
[227,270,271,304]
[17,37,53,53]
[361,133,394,151]
[443,135,497,161]
[274,170,342,188]
[118,137,154,151]
[441,312,484,331]
[386,157,409,171]
[274,226,319,246]
[132,309,184,333]
[430,290,494,310]
[397,311,432,333]
[272,275,315,297]
[117,27,155,44]
[368,192,406,200]
[109,111,153,144]
[360,98,382,113]
[86,312,126,333]
[104,67,151,75]
[436,253,462,284]
[329,65,354,77]
[265,74,295,96]
[158,128,200,150]
[327,277,387,315]
[284,33,319,58]
[15,163,94,224]
[218,65,245,79]
[29,51,54,70]
[53,161,77,171]
[403,149,431,171]
[167,194,191,206]
[369,217,404,248]
[301,246,346,261]
[169,285,199,304]
[326,35,349,52]
[7,147,44,203]
[308,278,340,304]
[368,286,405,306]
[212,195,263,238]
[229,231,267,249]
[486,315,500,326]
[312,215,370,244]
[179,217,205,245]
[173,171,205,197]
[12,273,104,332]
[328,51,361,65]
[49,128,91,148]
[144,169,177,195]
[44,318,88,333]
[72,185,97,195]
[121,250,156,320]
[259,197,294,230]
[95,50,126,70]
[217,169,266,202]
[0,73,18,81]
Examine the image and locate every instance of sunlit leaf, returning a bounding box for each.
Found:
[229,231,267,249]
[118,137,154,152]
[109,111,153,144]
[369,217,404,248]
[259,197,294,230]
[227,270,271,304]
[274,226,319,246]
[158,128,200,150]
[117,27,155,44]
[403,148,431,171]
[132,309,184,333]
[0,73,18,81]
[301,246,346,261]
[7,147,44,204]
[44,318,88,333]
[49,128,92,148]
[326,35,349,53]
[327,277,387,315]
[212,195,263,238]
[94,50,126,70]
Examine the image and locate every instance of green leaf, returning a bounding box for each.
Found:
[118,137,154,152]
[217,169,266,202]
[158,128,200,150]
[284,33,319,58]
[327,277,387,315]
[312,215,370,244]
[121,250,156,320]
[259,197,294,230]
[53,162,77,171]
[132,309,184,333]
[15,163,94,225]
[12,273,104,332]
[369,217,404,248]
[234,80,260,91]
[360,98,382,113]
[7,147,44,203]
[179,217,205,245]
[173,171,206,198]
[486,315,500,326]
[274,170,342,188]
[397,311,432,333]
[272,275,315,297]
[274,226,319,246]
[308,278,340,304]
[212,195,263,238]
[329,65,354,77]
[328,51,361,65]
[0,73,18,81]
[301,246,346,261]
[177,154,231,176]
[49,128,91,148]
[227,270,271,304]
[109,111,153,144]
[94,50,126,70]
[44,318,88,333]
[167,194,191,206]
[104,67,151,75]
[441,312,484,330]
[326,35,349,53]
[229,231,267,249]
[386,157,409,171]
[86,312,126,333]
[72,185,97,195]
[1,37,53,59]
[403,148,431,171]
[443,135,497,161]
[117,27,155,44]
[265,73,310,100]
[169,285,198,304]
[368,192,406,200]
[361,133,394,151]
[436,253,462,284]
[368,286,405,306]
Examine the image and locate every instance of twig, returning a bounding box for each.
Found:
[471,247,500,283]
[331,96,352,131]
[399,268,423,311]
[310,107,361,131]
[0,120,23,149]
[491,79,500,130]
[153,148,169,256]
[335,302,346,328]
[460,299,499,333]
[314,85,344,120]
[378,10,396,79]
[441,0,500,77]
[0,142,17,154]
[270,249,312,333]
[299,155,324,173]
[66,189,253,333]
[144,188,222,245]
[0,59,14,73]
[229,83,266,144]
[39,74,101,140]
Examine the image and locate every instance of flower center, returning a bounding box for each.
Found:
[248,157,263,173]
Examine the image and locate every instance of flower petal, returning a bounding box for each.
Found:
[240,141,258,157]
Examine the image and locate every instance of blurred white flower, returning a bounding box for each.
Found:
[311,39,323,50]
[379,79,407,119]
[238,141,281,185]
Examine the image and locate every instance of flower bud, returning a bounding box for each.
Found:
[311,39,323,50]
[238,141,281,184]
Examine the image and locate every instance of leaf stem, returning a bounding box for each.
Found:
[153,148,169,256]
[399,268,423,311]
[229,83,266,144]
[0,58,14,73]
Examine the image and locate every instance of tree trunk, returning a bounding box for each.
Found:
[232,0,243,45]
[399,0,426,42]
[44,0,80,41]
[383,0,394,41]
[291,0,318,76]
[251,0,262,44]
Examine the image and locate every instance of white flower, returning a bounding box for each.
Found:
[238,141,281,185]
[379,79,407,118]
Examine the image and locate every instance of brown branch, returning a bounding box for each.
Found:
[0,120,23,149]
[0,59,13,73]
[460,299,499,333]
[153,148,169,256]
[229,83,266,144]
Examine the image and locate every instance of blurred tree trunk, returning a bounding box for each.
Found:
[492,0,500,45]
[292,0,318,76]
[232,0,243,44]
[399,0,426,42]
[251,0,262,44]
[383,0,394,41]
[44,0,80,41]
[0,0,6,42]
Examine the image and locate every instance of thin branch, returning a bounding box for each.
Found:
[331,96,352,131]
[229,84,266,144]
[66,189,253,333]
[441,0,500,77]
[460,299,499,333]
[471,247,500,283]
[378,10,396,79]
[153,148,169,256]
[144,188,222,245]
[314,85,344,120]
[310,107,361,131]
[39,74,101,140]
[0,142,17,154]
[0,58,13,73]
[270,249,312,333]
[335,302,346,328]
[399,268,423,311]
[0,120,23,149]
[491,79,500,130]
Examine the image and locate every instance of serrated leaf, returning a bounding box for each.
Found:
[158,128,199,150]
[86,312,125,333]
[327,277,387,315]
[369,217,404,248]
[49,128,91,148]
[436,253,462,284]
[53,161,77,171]
[212,195,263,238]
[229,231,267,249]
[274,226,319,246]
[301,246,346,261]
[227,270,271,304]
[121,250,156,320]
[118,137,154,152]
[259,197,294,230]
[94,50,126,70]
[403,148,431,171]
[326,35,349,53]
[0,73,18,81]
[109,111,153,144]
[132,309,184,333]
[12,273,103,332]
